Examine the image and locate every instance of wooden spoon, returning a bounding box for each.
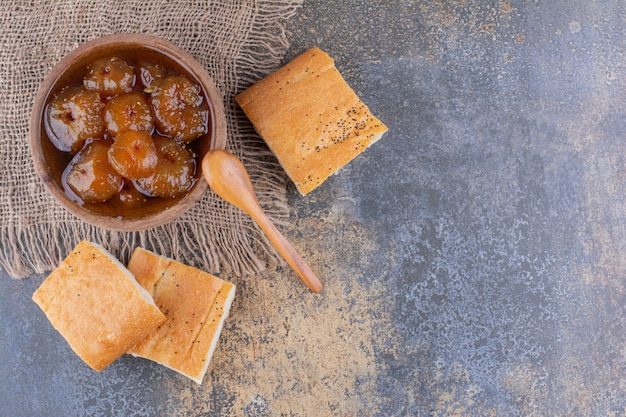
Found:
[202,149,323,293]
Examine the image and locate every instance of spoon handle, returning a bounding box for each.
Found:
[251,209,323,293]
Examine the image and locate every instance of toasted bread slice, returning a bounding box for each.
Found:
[32,240,166,372]
[126,247,236,385]
[236,46,388,195]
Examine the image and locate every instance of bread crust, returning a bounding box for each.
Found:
[32,240,167,372]
[127,247,236,384]
[236,46,388,195]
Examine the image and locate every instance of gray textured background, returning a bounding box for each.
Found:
[1,1,625,416]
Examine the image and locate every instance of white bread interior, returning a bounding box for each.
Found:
[235,46,388,195]
[127,247,236,385]
[32,240,167,372]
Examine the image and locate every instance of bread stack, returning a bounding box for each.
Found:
[32,240,235,384]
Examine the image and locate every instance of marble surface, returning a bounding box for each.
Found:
[1,1,625,416]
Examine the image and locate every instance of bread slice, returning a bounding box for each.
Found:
[32,240,167,372]
[235,46,388,195]
[126,247,236,385]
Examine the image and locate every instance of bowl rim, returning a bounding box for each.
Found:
[30,33,227,232]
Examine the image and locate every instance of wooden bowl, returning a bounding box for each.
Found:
[30,34,226,231]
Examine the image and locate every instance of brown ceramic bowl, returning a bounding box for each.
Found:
[30,34,226,231]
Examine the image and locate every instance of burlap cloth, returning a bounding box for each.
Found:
[0,1,302,278]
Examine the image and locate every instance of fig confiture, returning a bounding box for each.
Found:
[42,51,212,218]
